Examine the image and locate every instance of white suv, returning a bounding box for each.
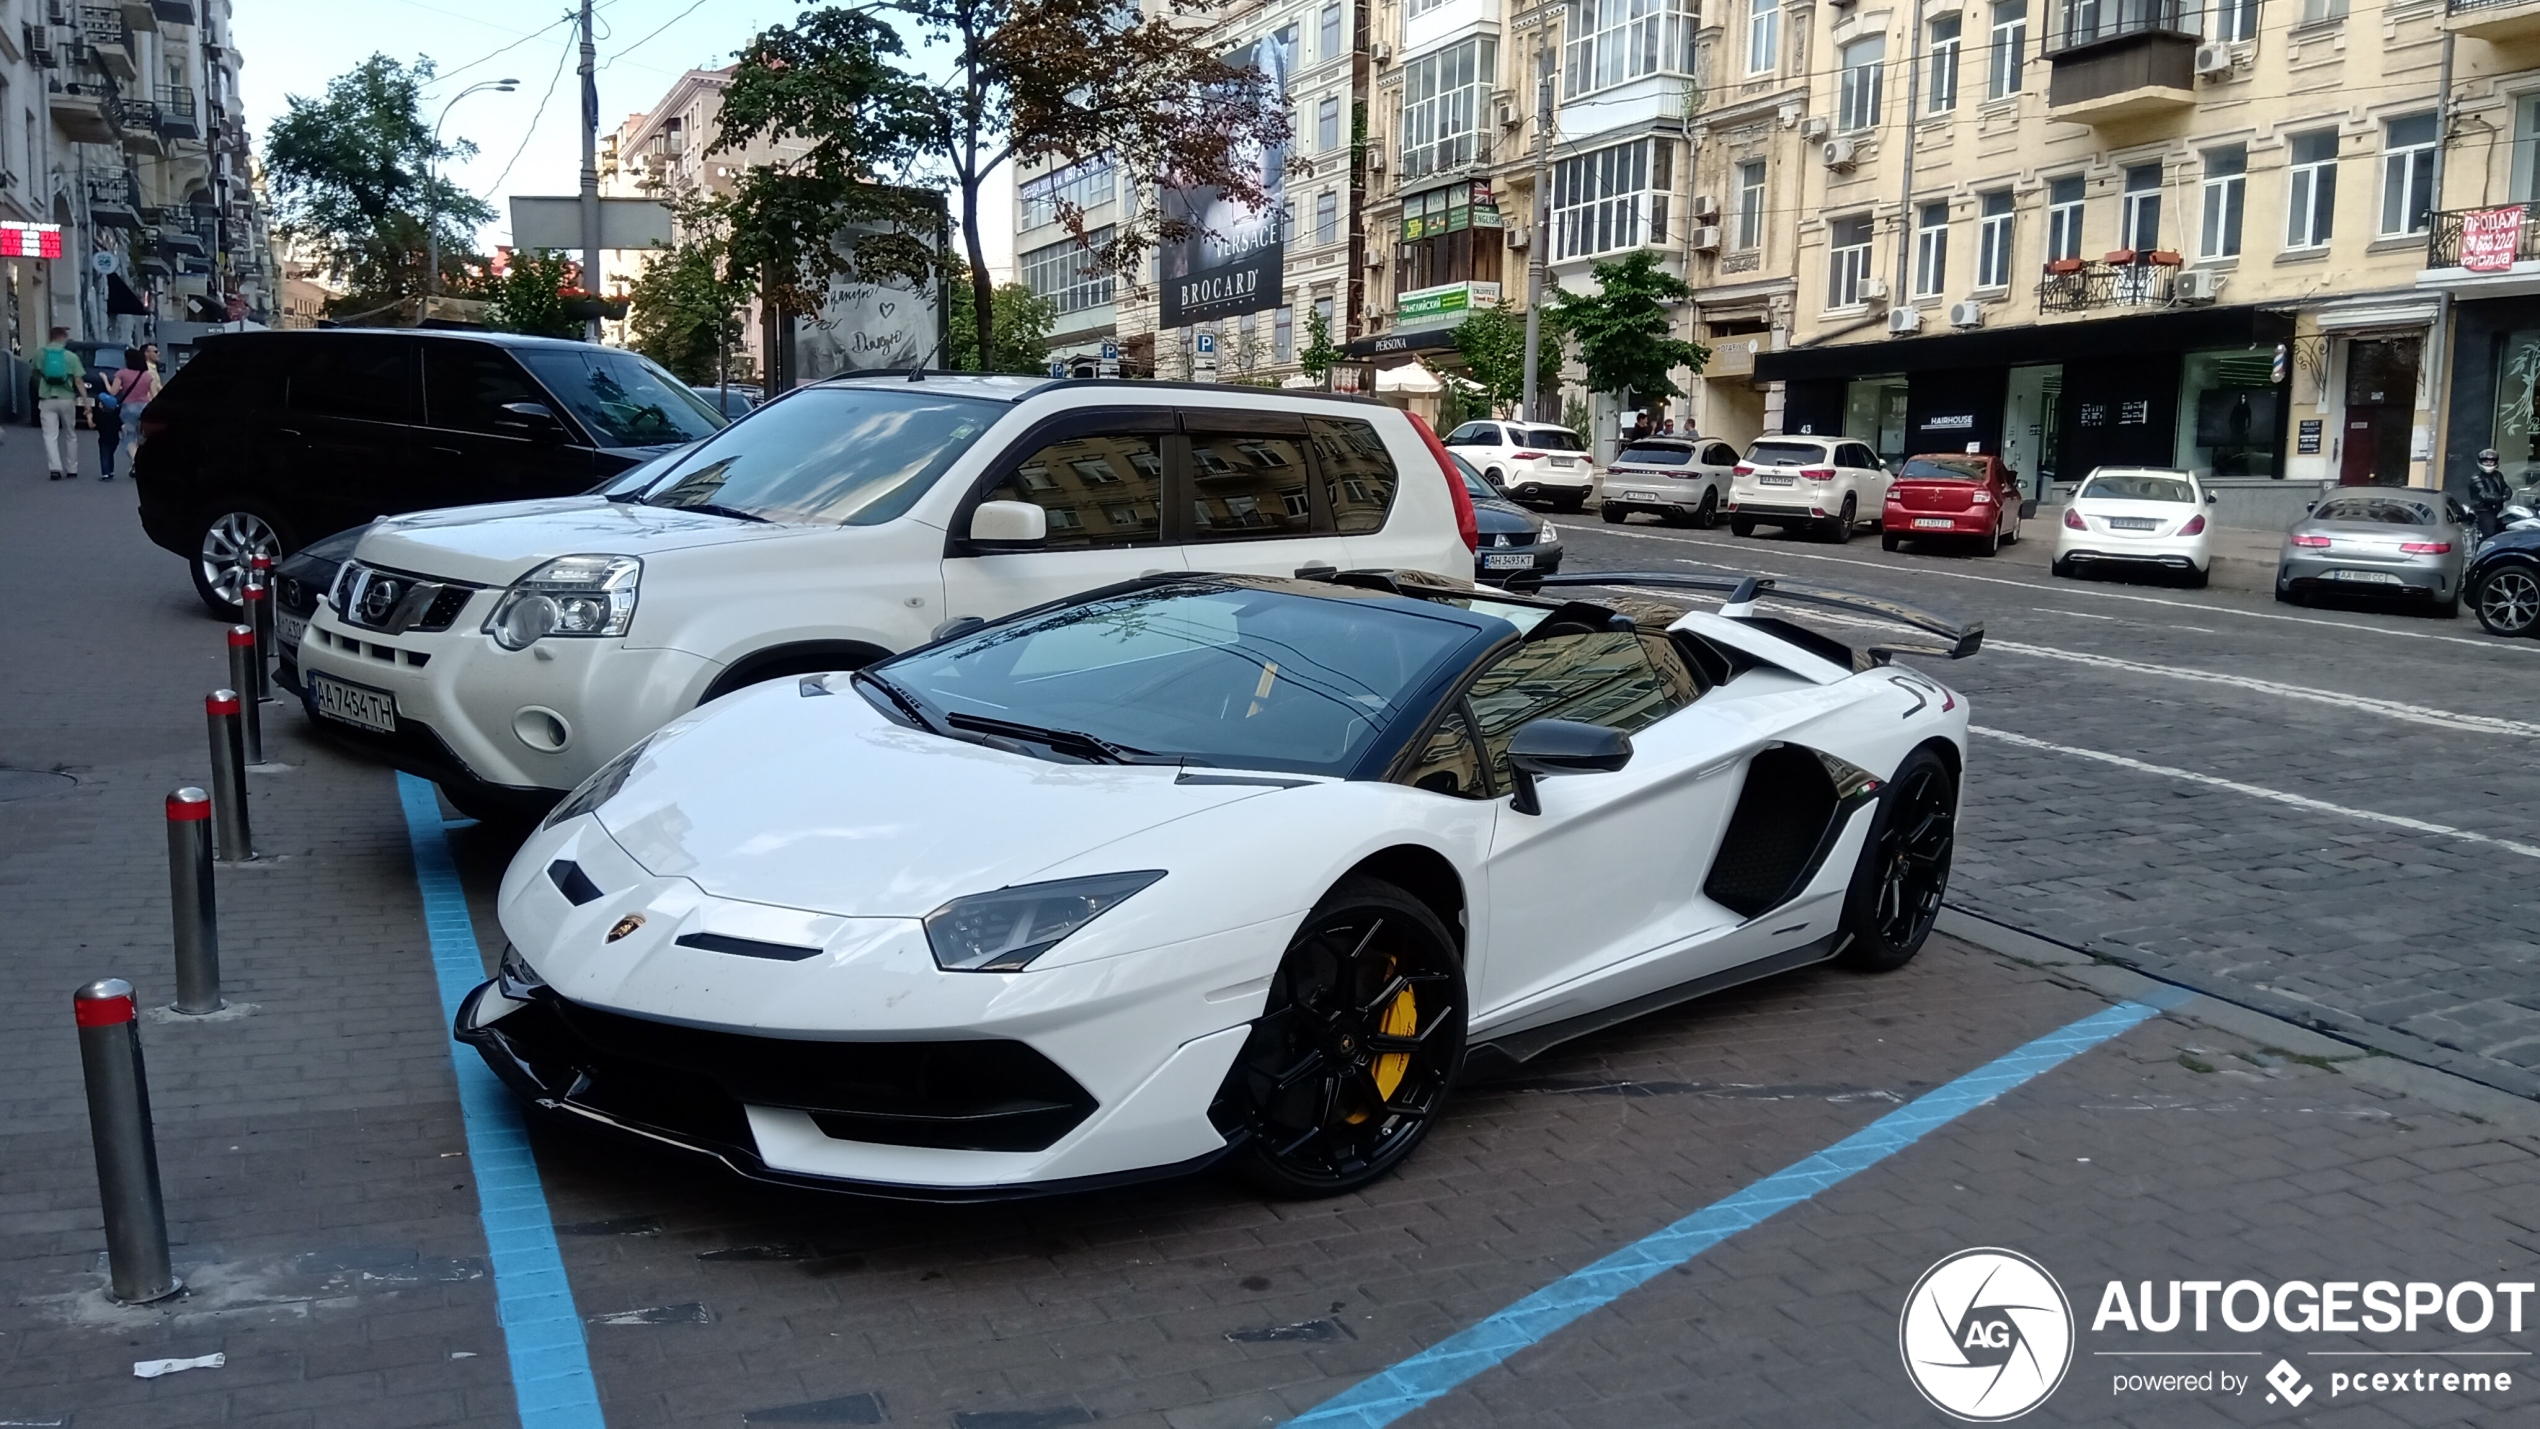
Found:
[1728,436,1891,542]
[297,376,1478,818]
[1442,420,1595,510]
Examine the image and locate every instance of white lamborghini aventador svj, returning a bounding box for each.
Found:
[457,568,1980,1199]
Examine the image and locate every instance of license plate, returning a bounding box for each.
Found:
[2328,569,2402,584]
[1550,457,1577,467]
[2106,516,2159,531]
[1625,490,1659,502]
[310,672,397,734]
[278,613,307,647]
[1913,517,1956,529]
[1759,474,1796,487]
[1482,552,1534,570]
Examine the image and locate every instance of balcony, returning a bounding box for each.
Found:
[2036,255,2180,311]
[2420,203,2540,296]
[47,80,117,144]
[115,96,163,155]
[1398,131,1494,183]
[2447,0,2540,39]
[77,5,134,78]
[84,171,140,227]
[154,83,195,138]
[2044,0,2198,124]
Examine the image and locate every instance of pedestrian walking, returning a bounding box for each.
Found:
[104,344,160,481]
[34,327,88,481]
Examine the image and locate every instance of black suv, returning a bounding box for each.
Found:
[135,328,726,615]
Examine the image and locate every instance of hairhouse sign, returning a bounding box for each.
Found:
[1397,280,1500,331]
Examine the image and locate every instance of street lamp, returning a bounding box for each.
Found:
[426,79,518,299]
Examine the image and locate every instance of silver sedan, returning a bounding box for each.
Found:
[2274,489,2472,617]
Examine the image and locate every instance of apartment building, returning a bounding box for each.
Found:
[2424,3,2540,495]
[1014,153,1124,374]
[1728,0,2453,498]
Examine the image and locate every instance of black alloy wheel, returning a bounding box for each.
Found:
[1220,878,1466,1197]
[1695,487,1719,529]
[2474,563,2540,638]
[1825,494,1857,544]
[1602,502,1628,524]
[1839,746,1957,972]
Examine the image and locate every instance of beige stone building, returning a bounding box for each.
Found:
[2424,4,2540,497]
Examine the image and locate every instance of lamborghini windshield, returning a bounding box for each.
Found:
[873,584,1486,774]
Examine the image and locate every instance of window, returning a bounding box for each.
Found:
[1839,37,1885,132]
[2299,0,2347,21]
[289,336,421,424]
[1317,95,1341,153]
[988,430,1167,548]
[1400,180,1507,288]
[1913,202,1949,296]
[1313,295,1334,338]
[2210,0,2256,40]
[2121,162,2162,251]
[1275,305,1294,362]
[2285,128,2337,248]
[1320,2,1342,59]
[1313,416,1399,534]
[1316,189,1339,246]
[1401,38,1495,178]
[1464,631,1698,793]
[1989,0,2027,98]
[1189,428,1313,540]
[2516,97,2540,202]
[1929,16,1961,114]
[1552,139,1661,259]
[2381,112,2437,237]
[1020,225,1119,315]
[1748,0,1780,73]
[1977,189,2014,286]
[2046,174,2085,260]
[1019,158,1114,230]
[1734,160,1767,251]
[634,388,996,526]
[424,343,544,435]
[1406,0,1446,16]
[2199,144,2245,258]
[1280,200,1297,245]
[1565,0,1698,97]
[1829,213,1874,307]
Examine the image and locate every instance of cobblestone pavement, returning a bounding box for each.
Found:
[5,454,2539,1428]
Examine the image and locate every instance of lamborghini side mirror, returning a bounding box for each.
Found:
[1505,718,1633,815]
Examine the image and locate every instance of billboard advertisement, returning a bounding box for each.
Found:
[1158,30,1293,329]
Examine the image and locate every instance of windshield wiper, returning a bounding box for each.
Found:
[943,711,1176,765]
[656,501,771,524]
[851,668,951,736]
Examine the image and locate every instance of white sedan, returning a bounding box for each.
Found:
[458,568,1979,1199]
[2051,467,2217,587]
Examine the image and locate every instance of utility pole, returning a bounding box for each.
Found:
[1520,37,1553,423]
[578,0,602,342]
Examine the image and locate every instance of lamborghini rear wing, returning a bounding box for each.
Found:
[1505,570,1985,662]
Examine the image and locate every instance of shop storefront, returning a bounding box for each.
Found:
[1757,305,2294,499]
[2438,294,2540,501]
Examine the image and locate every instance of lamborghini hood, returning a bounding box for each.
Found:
[591,681,1280,918]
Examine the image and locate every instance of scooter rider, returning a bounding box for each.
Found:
[2469,448,2513,540]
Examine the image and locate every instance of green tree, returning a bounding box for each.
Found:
[1546,250,1708,408]
[1452,302,1563,418]
[485,250,581,339]
[718,1,1295,370]
[628,226,754,383]
[264,55,494,310]
[945,264,1059,373]
[1298,305,1340,386]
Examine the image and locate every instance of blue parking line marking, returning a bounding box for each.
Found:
[1286,988,2192,1428]
[398,773,607,1428]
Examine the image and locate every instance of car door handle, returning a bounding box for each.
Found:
[274,427,302,440]
[430,446,464,459]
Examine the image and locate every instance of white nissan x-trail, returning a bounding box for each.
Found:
[298,375,1479,819]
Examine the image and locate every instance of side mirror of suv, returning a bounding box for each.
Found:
[499,401,567,440]
[969,499,1048,551]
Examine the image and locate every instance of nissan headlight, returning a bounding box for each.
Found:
[923,871,1165,972]
[485,555,642,650]
[539,735,653,830]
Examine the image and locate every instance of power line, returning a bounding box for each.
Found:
[432,9,579,89]
[603,0,716,70]
[484,24,579,206]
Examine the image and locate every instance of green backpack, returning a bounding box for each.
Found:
[39,346,65,381]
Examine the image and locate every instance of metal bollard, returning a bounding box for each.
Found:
[204,690,252,863]
[166,790,221,1014]
[75,979,179,1303]
[240,567,274,703]
[225,626,264,765]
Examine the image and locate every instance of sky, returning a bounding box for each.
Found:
[230,0,1015,279]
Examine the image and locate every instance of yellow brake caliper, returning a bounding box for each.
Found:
[1370,981,1418,1103]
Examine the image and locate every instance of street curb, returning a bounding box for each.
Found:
[1937,906,2540,1134]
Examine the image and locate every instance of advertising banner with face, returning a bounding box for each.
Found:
[1158,30,1292,329]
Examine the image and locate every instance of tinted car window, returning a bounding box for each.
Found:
[424,343,547,435]
[1619,442,1695,465]
[1447,422,1499,445]
[1704,442,1739,465]
[1464,630,1691,791]
[2081,473,2196,503]
[1747,440,1829,467]
[1899,457,1986,480]
[1314,416,1399,535]
[288,336,420,424]
[515,347,724,447]
[1403,708,1491,799]
[1189,429,1313,541]
[2312,496,2435,525]
[635,387,999,525]
[149,339,279,414]
[1520,427,1586,452]
[985,432,1167,547]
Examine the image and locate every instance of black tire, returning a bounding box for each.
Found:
[1220,878,1467,1198]
[2434,595,2460,620]
[190,502,291,619]
[2050,556,2076,579]
[1881,532,1901,552]
[1824,495,1856,544]
[1838,746,1957,972]
[2474,562,2540,637]
[2275,583,2303,606]
[1559,492,1589,514]
[1730,515,1756,538]
[1695,488,1719,529]
[2182,565,2209,589]
[1979,525,2000,557]
[1601,503,1628,524]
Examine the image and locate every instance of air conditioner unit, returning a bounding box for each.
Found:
[1497,100,1521,129]
[1371,41,1392,63]
[1692,192,1721,222]
[1800,116,1831,141]
[2175,268,2223,303]
[1859,278,1890,302]
[2193,43,2233,76]
[1690,225,1722,253]
[1948,300,1986,329]
[1366,146,1386,173]
[1365,251,1386,269]
[1505,226,1531,250]
[1821,137,1859,171]
[1888,306,1924,334]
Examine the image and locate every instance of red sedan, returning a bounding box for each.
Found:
[1882,453,2025,556]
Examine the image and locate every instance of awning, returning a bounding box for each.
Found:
[1375,361,1445,394]
[1280,372,1322,389]
[1755,304,2296,383]
[1341,328,1460,358]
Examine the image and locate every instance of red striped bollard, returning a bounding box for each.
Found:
[75,979,178,1303]
[205,690,252,862]
[225,625,264,765]
[241,561,274,703]
[166,789,221,1014]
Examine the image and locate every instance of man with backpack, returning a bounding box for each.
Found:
[35,328,88,481]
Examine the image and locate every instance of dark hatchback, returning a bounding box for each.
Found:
[1448,453,1563,584]
[133,328,726,615]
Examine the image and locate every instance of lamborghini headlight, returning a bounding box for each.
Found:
[539,735,653,830]
[923,871,1166,972]
[485,555,642,650]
